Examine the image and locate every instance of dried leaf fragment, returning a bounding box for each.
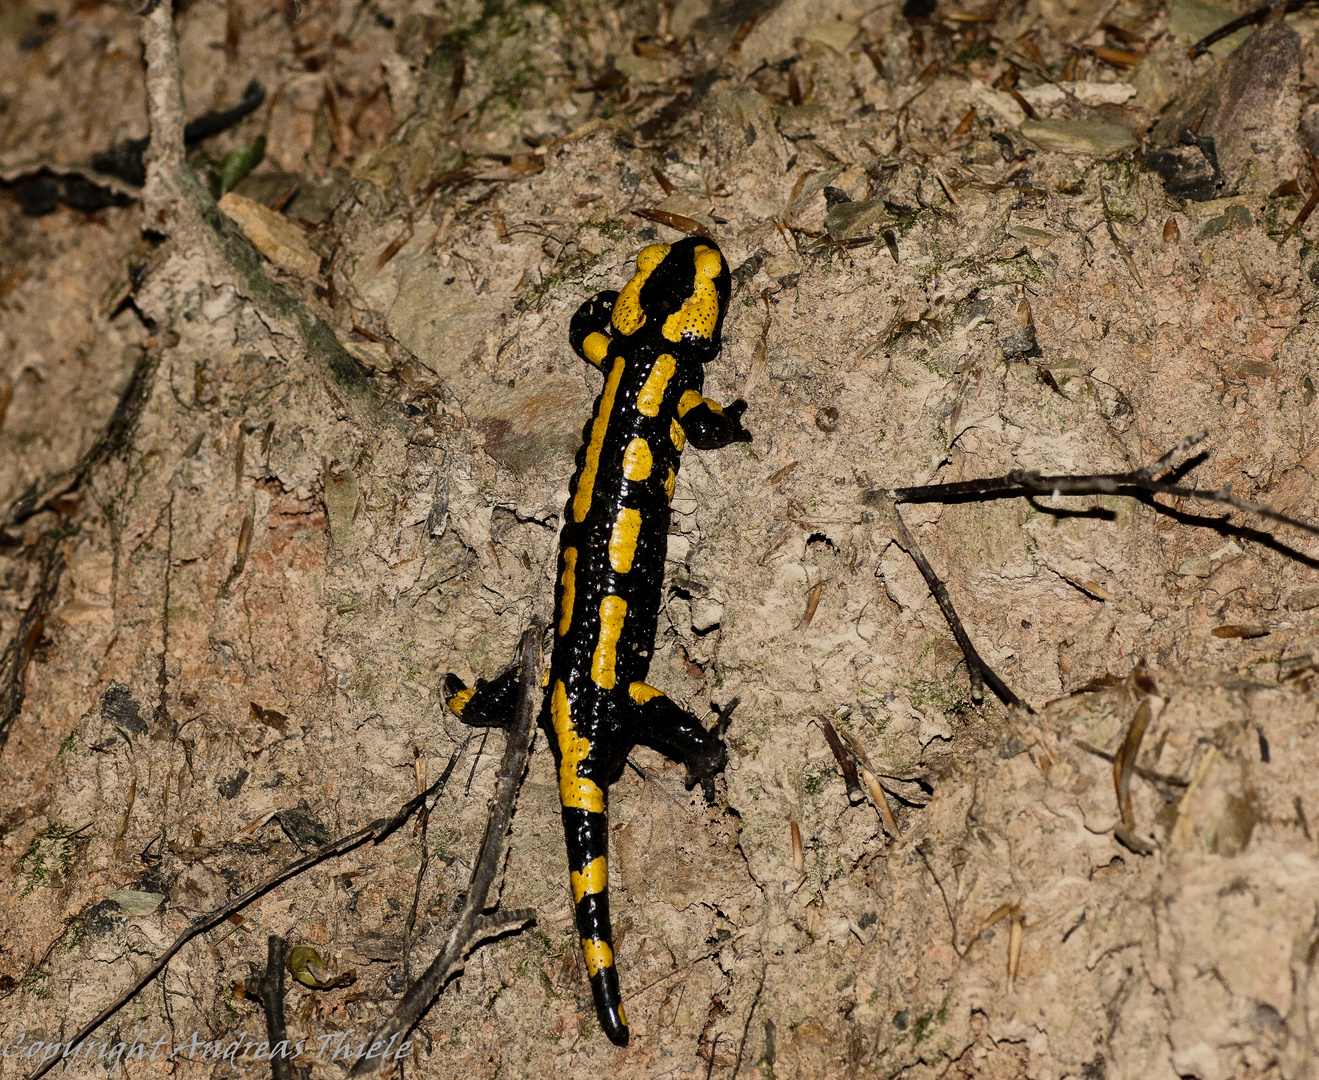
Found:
[218,192,320,276]
[1211,624,1268,638]
[631,207,714,238]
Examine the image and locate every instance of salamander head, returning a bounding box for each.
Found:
[612,237,731,352]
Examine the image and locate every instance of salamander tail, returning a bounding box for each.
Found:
[564,806,630,1046]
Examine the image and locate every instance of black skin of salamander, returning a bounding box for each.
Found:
[443,236,751,1046]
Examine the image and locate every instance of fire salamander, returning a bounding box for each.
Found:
[442,237,751,1046]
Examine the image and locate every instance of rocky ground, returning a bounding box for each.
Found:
[3,0,1319,1077]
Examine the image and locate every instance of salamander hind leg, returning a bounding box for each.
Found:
[442,666,520,727]
[569,291,619,369]
[628,683,734,803]
[676,397,752,450]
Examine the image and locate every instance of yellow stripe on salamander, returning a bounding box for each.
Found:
[608,508,642,573]
[571,855,607,903]
[677,390,725,418]
[664,469,675,501]
[448,687,475,715]
[612,244,670,337]
[551,680,605,813]
[629,681,664,705]
[558,547,577,636]
[670,417,686,451]
[572,356,626,523]
[591,595,627,689]
[622,437,652,481]
[581,937,614,977]
[582,332,611,367]
[662,246,723,342]
[637,353,676,417]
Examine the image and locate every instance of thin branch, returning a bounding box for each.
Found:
[1072,739,1188,788]
[884,503,1028,713]
[255,935,292,1080]
[915,841,965,959]
[817,717,864,804]
[1189,0,1309,55]
[5,343,161,525]
[402,741,466,988]
[887,433,1319,545]
[349,627,542,1077]
[23,776,450,1080]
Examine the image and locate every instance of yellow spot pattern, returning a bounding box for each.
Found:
[558,547,578,637]
[637,353,676,416]
[622,437,652,481]
[591,595,627,689]
[448,687,475,715]
[608,508,642,573]
[612,244,670,336]
[677,389,702,417]
[617,1002,628,1025]
[582,938,614,977]
[629,681,664,705]
[572,356,626,523]
[571,855,608,903]
[551,680,605,813]
[582,332,611,367]
[662,246,723,342]
[664,469,676,501]
[670,417,686,451]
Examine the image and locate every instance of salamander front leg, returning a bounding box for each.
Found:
[627,683,733,802]
[569,290,619,369]
[442,666,520,727]
[676,396,752,450]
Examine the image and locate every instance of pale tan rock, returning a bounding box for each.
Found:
[217,191,321,276]
[1021,119,1137,154]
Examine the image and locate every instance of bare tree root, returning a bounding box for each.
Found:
[348,627,542,1078]
[255,935,293,1080]
[0,542,65,753]
[138,1,375,405]
[4,343,161,527]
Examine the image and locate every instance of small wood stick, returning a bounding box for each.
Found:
[790,819,804,874]
[818,717,864,804]
[1112,698,1152,829]
[1006,908,1024,995]
[859,766,900,838]
[798,582,824,631]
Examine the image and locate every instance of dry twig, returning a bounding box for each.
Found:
[888,431,1319,547]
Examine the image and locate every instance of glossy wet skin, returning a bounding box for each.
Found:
[447,236,751,1045]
